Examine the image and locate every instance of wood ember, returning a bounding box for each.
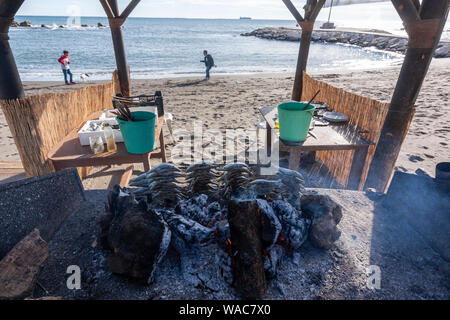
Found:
[301,194,343,250]
[256,199,282,250]
[271,200,310,250]
[264,245,285,279]
[99,186,170,283]
[228,200,267,299]
[0,229,48,299]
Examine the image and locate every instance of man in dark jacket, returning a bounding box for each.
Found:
[201,50,216,80]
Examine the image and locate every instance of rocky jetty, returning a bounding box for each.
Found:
[18,21,32,27]
[241,27,450,58]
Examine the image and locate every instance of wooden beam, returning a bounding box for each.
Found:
[99,0,115,18]
[420,0,449,19]
[292,29,313,101]
[366,0,450,192]
[391,0,421,24]
[285,0,325,101]
[411,0,421,12]
[0,0,25,100]
[120,0,141,20]
[120,164,134,187]
[282,0,304,23]
[99,0,132,96]
[308,0,326,21]
[107,0,120,17]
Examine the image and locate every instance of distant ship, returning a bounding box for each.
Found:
[240,17,252,20]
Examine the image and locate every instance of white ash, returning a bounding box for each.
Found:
[271,200,311,250]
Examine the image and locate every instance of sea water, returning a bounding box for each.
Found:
[9,11,415,82]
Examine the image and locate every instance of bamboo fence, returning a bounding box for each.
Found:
[0,72,120,177]
[301,72,391,189]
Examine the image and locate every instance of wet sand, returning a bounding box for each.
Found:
[1,58,449,180]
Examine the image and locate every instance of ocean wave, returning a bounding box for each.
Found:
[13,24,107,31]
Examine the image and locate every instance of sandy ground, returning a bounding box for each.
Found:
[0,58,449,181]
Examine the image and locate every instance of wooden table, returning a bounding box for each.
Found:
[260,106,372,190]
[48,111,166,187]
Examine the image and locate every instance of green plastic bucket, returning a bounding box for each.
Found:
[117,111,156,154]
[278,102,315,142]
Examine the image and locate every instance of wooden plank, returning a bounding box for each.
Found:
[120,164,134,187]
[0,161,24,175]
[0,161,23,169]
[0,229,48,299]
[120,0,141,19]
[77,166,93,179]
[348,147,369,190]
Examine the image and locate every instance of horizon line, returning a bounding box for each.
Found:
[15,14,294,21]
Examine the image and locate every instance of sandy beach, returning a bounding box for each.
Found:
[1,58,449,180]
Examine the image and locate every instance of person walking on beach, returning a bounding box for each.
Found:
[201,50,216,81]
[58,50,76,85]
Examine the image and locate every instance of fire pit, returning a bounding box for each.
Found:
[98,162,343,299]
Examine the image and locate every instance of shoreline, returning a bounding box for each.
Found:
[1,58,449,182]
[241,27,450,58]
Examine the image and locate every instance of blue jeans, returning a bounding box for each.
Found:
[206,66,211,80]
[63,69,73,83]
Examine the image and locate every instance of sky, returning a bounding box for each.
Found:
[17,0,301,20]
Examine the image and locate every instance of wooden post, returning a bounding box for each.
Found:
[228,200,267,299]
[0,0,25,100]
[282,0,325,101]
[100,0,141,97]
[366,0,449,192]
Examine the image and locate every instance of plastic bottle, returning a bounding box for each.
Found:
[103,123,117,152]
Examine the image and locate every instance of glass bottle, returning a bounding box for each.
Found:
[103,123,117,153]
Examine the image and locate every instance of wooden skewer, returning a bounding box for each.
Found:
[303,90,321,110]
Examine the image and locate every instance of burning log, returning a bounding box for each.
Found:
[301,194,343,250]
[228,200,267,299]
[99,186,171,283]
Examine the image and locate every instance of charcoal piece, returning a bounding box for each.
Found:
[301,194,343,250]
[263,245,285,279]
[256,199,282,250]
[228,200,267,299]
[271,200,310,250]
[162,211,214,245]
[99,186,167,283]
